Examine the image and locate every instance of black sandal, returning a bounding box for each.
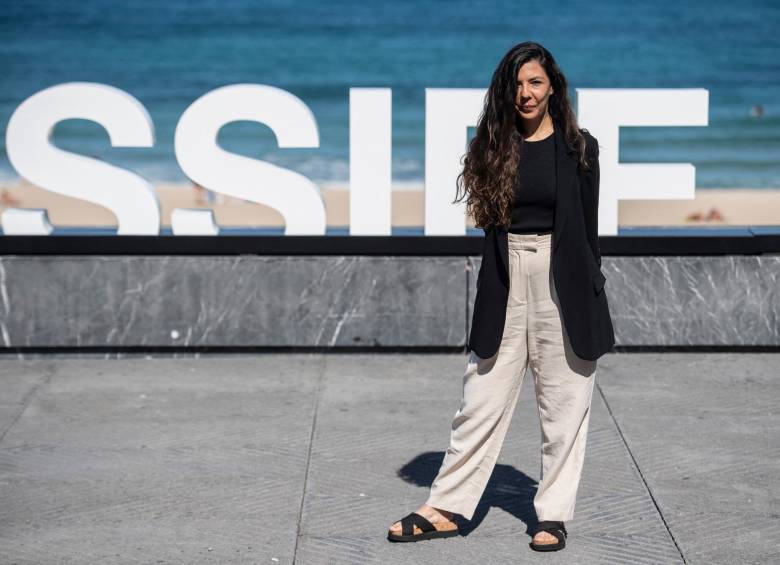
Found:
[387,512,459,542]
[529,520,567,551]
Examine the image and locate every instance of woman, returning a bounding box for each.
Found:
[387,42,615,552]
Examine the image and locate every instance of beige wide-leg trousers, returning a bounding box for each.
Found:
[425,232,597,522]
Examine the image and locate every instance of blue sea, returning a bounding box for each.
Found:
[1,0,778,188]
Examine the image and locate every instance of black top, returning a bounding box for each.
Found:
[508,132,556,234]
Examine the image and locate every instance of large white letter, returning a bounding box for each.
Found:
[424,88,487,235]
[4,82,158,235]
[349,88,392,235]
[576,88,709,234]
[174,84,325,235]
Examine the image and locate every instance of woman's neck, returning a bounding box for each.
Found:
[518,114,554,141]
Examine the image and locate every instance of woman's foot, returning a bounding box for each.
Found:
[532,530,559,545]
[529,520,568,551]
[388,504,456,537]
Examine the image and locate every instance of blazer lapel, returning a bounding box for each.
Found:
[552,123,579,252]
[496,122,579,279]
[495,222,509,283]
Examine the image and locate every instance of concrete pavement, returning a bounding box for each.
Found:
[0,352,777,564]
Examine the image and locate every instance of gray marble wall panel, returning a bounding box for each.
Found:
[0,255,778,348]
[0,256,466,348]
[603,256,780,346]
[468,255,780,347]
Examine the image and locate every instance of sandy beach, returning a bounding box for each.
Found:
[1,179,778,229]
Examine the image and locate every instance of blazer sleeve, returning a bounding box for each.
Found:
[580,133,601,267]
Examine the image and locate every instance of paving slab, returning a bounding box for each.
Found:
[596,353,780,565]
[0,355,323,564]
[0,360,55,440]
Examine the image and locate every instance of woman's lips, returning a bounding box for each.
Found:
[521,105,536,110]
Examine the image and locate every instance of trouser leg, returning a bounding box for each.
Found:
[527,239,597,522]
[425,243,530,522]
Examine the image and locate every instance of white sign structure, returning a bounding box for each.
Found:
[349,88,393,235]
[424,89,487,235]
[3,82,709,236]
[577,88,709,234]
[5,82,158,235]
[175,84,325,235]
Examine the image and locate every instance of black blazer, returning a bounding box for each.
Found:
[467,120,615,361]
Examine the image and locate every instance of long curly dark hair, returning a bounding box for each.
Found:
[454,41,591,229]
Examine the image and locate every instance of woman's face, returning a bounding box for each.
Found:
[515,59,554,120]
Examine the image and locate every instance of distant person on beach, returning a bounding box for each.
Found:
[387,41,615,552]
[193,182,217,205]
[0,189,21,207]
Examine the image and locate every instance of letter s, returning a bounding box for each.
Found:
[4,82,159,235]
[174,84,325,235]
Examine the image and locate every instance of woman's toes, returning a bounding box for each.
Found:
[389,521,402,534]
[533,531,558,544]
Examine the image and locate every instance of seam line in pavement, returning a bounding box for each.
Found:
[0,363,56,446]
[292,354,327,564]
[596,380,688,564]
